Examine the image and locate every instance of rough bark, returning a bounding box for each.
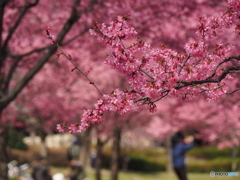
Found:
[231,146,238,171]
[29,130,37,145]
[95,137,104,180]
[0,129,8,180]
[38,131,48,158]
[78,127,92,167]
[110,127,121,180]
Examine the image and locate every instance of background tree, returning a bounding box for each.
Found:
[0,1,84,178]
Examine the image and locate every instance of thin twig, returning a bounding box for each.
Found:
[227,88,240,95]
[207,56,240,80]
[176,65,240,89]
[192,84,224,92]
[178,55,191,75]
[152,90,170,103]
[56,44,103,96]
[139,67,155,80]
[133,96,149,103]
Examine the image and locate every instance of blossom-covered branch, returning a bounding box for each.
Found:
[56,0,240,133]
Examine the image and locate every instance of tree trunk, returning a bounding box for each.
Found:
[110,127,121,180]
[30,130,37,145]
[231,146,238,171]
[78,127,91,167]
[95,137,103,180]
[39,131,48,158]
[166,133,173,175]
[0,129,8,180]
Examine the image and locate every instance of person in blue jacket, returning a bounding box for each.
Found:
[171,132,194,180]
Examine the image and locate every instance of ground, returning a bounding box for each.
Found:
[51,166,240,180]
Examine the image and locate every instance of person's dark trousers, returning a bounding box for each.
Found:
[174,166,187,180]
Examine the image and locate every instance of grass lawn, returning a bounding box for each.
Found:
[51,166,239,180]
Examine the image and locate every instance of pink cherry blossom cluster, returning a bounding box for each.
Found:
[89,15,137,46]
[89,7,239,100]
[54,0,240,133]
[196,7,240,40]
[57,88,142,133]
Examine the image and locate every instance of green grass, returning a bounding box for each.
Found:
[99,147,240,172]
[50,167,240,180]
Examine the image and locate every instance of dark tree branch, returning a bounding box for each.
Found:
[60,27,89,46]
[133,96,149,103]
[59,0,100,45]
[176,65,240,89]
[0,45,57,111]
[55,0,81,43]
[0,0,81,111]
[2,0,39,50]
[2,57,21,94]
[134,56,240,105]
[229,71,240,74]
[178,55,191,75]
[0,45,48,95]
[1,46,51,95]
[139,67,155,80]
[8,46,50,59]
[0,0,10,92]
[152,90,170,103]
[227,88,240,95]
[206,56,240,80]
[0,0,9,46]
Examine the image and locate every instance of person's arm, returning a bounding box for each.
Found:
[184,136,194,144]
[182,136,194,151]
[183,141,194,150]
